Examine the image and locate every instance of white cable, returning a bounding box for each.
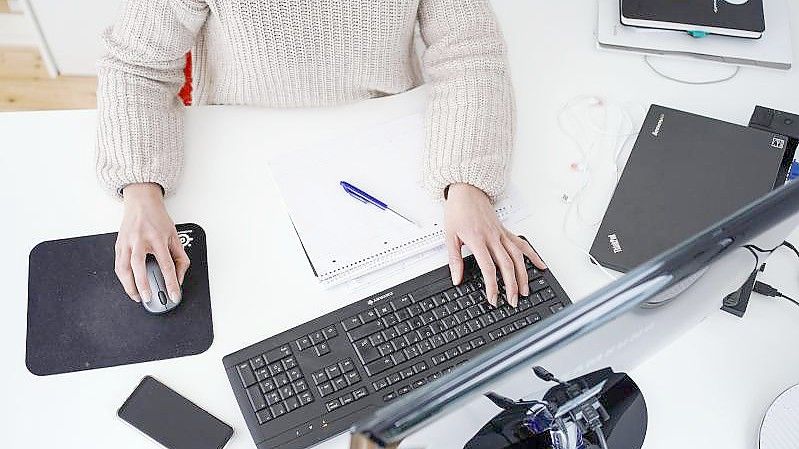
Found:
[556,96,641,281]
[644,55,741,85]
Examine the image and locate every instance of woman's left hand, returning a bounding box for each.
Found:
[444,183,547,308]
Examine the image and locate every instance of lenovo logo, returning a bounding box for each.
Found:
[651,113,665,137]
[608,234,623,254]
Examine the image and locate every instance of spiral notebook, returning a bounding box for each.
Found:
[269,113,528,287]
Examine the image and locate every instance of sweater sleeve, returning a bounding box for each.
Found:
[95,0,208,197]
[417,0,515,201]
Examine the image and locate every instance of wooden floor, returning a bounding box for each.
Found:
[0,46,97,112]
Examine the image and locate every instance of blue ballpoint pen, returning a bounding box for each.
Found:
[340,181,419,226]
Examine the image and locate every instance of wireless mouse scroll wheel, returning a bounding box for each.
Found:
[158,291,168,306]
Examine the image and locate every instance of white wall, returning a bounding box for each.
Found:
[27,0,123,76]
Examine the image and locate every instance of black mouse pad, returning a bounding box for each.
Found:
[26,223,213,376]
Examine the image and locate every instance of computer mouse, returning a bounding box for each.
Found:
[142,254,181,314]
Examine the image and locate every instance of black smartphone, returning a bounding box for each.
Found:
[118,376,234,449]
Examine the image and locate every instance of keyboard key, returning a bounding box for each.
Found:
[389,295,412,311]
[526,313,541,324]
[292,379,308,394]
[298,391,314,405]
[282,356,297,370]
[404,332,421,344]
[270,402,287,418]
[412,378,427,388]
[354,339,381,364]
[442,330,458,343]
[395,308,411,321]
[501,324,516,334]
[392,351,407,365]
[250,356,266,370]
[373,378,389,391]
[254,367,270,382]
[407,303,423,317]
[279,385,294,400]
[342,315,362,331]
[375,303,393,316]
[403,345,420,359]
[265,390,282,406]
[382,314,399,327]
[387,372,402,384]
[514,319,529,330]
[265,345,292,363]
[285,396,300,412]
[310,330,326,345]
[530,292,543,305]
[470,336,486,348]
[418,298,435,311]
[259,379,276,393]
[332,376,348,391]
[413,361,428,373]
[286,368,303,382]
[400,367,415,379]
[345,370,360,385]
[347,320,384,342]
[325,364,342,379]
[322,324,338,339]
[458,343,472,354]
[274,373,290,387]
[397,385,411,395]
[530,278,548,292]
[541,288,556,302]
[369,332,386,346]
[417,340,433,354]
[488,329,504,340]
[365,356,395,376]
[314,342,331,356]
[325,400,341,412]
[237,363,257,387]
[311,370,327,385]
[430,335,445,348]
[549,302,564,313]
[340,393,355,405]
[391,336,408,351]
[339,358,355,372]
[268,362,284,376]
[247,385,267,411]
[432,353,447,365]
[256,409,272,424]
[445,347,461,359]
[395,322,412,335]
[377,342,394,356]
[383,391,397,402]
[383,327,399,340]
[295,336,312,351]
[317,382,334,397]
[479,314,496,327]
[359,309,379,324]
[352,387,368,400]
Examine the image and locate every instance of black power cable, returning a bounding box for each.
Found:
[746,241,799,311]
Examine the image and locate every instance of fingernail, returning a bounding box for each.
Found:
[131,294,141,303]
[451,274,458,285]
[510,296,518,308]
[140,291,150,302]
[169,291,182,303]
[522,285,530,296]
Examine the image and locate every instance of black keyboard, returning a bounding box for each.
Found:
[223,254,571,449]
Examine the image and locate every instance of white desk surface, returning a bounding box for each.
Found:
[2,1,799,448]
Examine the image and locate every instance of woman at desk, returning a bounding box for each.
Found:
[97,0,545,309]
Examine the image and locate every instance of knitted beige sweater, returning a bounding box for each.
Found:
[96,0,515,200]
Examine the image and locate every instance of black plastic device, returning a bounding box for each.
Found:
[749,106,799,188]
[118,376,233,449]
[223,250,571,449]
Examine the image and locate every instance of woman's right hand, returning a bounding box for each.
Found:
[115,183,190,303]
